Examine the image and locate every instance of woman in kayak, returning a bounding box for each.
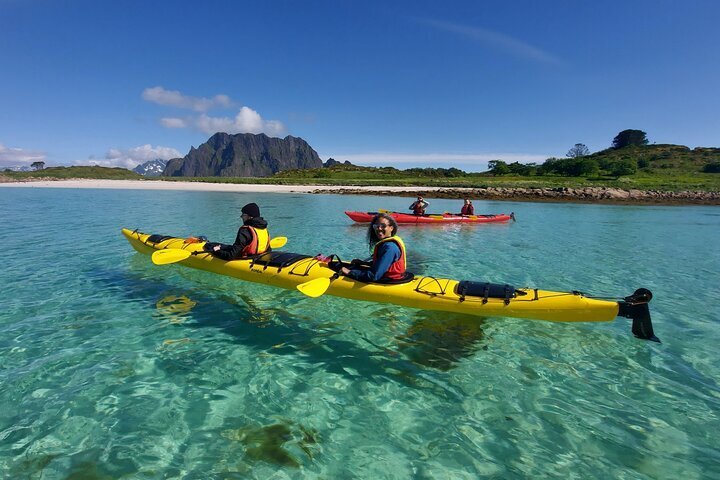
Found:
[460,198,474,215]
[409,195,429,215]
[340,213,407,282]
[203,202,271,260]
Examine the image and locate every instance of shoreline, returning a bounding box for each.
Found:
[1,178,718,205]
[0,178,432,194]
[315,186,720,205]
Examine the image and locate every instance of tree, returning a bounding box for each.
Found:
[611,159,637,177]
[445,167,465,177]
[576,158,600,176]
[487,160,510,175]
[31,161,45,170]
[538,157,598,177]
[507,162,534,176]
[702,162,720,173]
[612,129,648,149]
[566,143,590,158]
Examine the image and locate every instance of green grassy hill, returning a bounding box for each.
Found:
[3,166,143,180]
[589,144,720,172]
[273,144,720,191]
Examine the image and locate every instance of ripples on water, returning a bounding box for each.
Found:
[0,187,718,478]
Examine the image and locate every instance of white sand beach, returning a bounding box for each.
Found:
[5,178,715,204]
[0,179,448,194]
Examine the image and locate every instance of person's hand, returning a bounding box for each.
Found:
[340,267,350,275]
[213,245,221,252]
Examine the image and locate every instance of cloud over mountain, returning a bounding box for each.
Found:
[142,86,233,112]
[78,144,182,169]
[144,86,286,137]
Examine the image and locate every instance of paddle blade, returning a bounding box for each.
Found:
[270,236,287,248]
[296,278,331,298]
[152,249,192,265]
[378,209,392,213]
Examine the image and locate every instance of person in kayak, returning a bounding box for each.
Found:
[409,195,429,215]
[202,202,270,260]
[460,199,474,215]
[340,213,407,282]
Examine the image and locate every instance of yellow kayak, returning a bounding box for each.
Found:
[121,228,658,341]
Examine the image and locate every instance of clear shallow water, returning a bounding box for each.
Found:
[0,186,718,479]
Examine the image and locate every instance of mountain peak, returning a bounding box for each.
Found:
[163,132,323,177]
[132,158,168,176]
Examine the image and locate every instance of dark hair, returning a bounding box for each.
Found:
[366,213,398,251]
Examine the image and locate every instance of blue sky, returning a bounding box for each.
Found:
[2,0,719,172]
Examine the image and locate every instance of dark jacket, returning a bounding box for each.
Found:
[205,216,269,260]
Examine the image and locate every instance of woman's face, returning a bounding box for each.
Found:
[373,218,393,240]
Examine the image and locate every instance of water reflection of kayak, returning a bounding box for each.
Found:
[345,211,515,224]
[122,228,658,342]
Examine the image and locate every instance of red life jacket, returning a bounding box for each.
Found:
[372,236,407,280]
[240,226,270,257]
[412,202,426,215]
[461,204,474,215]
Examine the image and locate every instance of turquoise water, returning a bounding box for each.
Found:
[0,186,718,479]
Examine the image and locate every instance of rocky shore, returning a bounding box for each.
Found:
[313,186,720,205]
[2,177,717,204]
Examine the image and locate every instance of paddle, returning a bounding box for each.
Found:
[270,237,288,248]
[295,277,331,298]
[151,236,288,265]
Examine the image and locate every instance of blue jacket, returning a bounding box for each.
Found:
[346,242,401,282]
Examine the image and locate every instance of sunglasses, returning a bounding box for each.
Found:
[373,223,392,230]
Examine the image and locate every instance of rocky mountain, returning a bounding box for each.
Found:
[132,159,167,176]
[162,133,323,177]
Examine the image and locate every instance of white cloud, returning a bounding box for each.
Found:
[417,18,564,66]
[142,86,234,112]
[0,143,46,167]
[324,152,550,172]
[144,86,287,137]
[76,144,183,169]
[161,117,187,128]
[189,107,286,136]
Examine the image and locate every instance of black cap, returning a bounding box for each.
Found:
[241,202,260,218]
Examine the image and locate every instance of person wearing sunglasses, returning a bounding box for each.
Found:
[340,213,407,282]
